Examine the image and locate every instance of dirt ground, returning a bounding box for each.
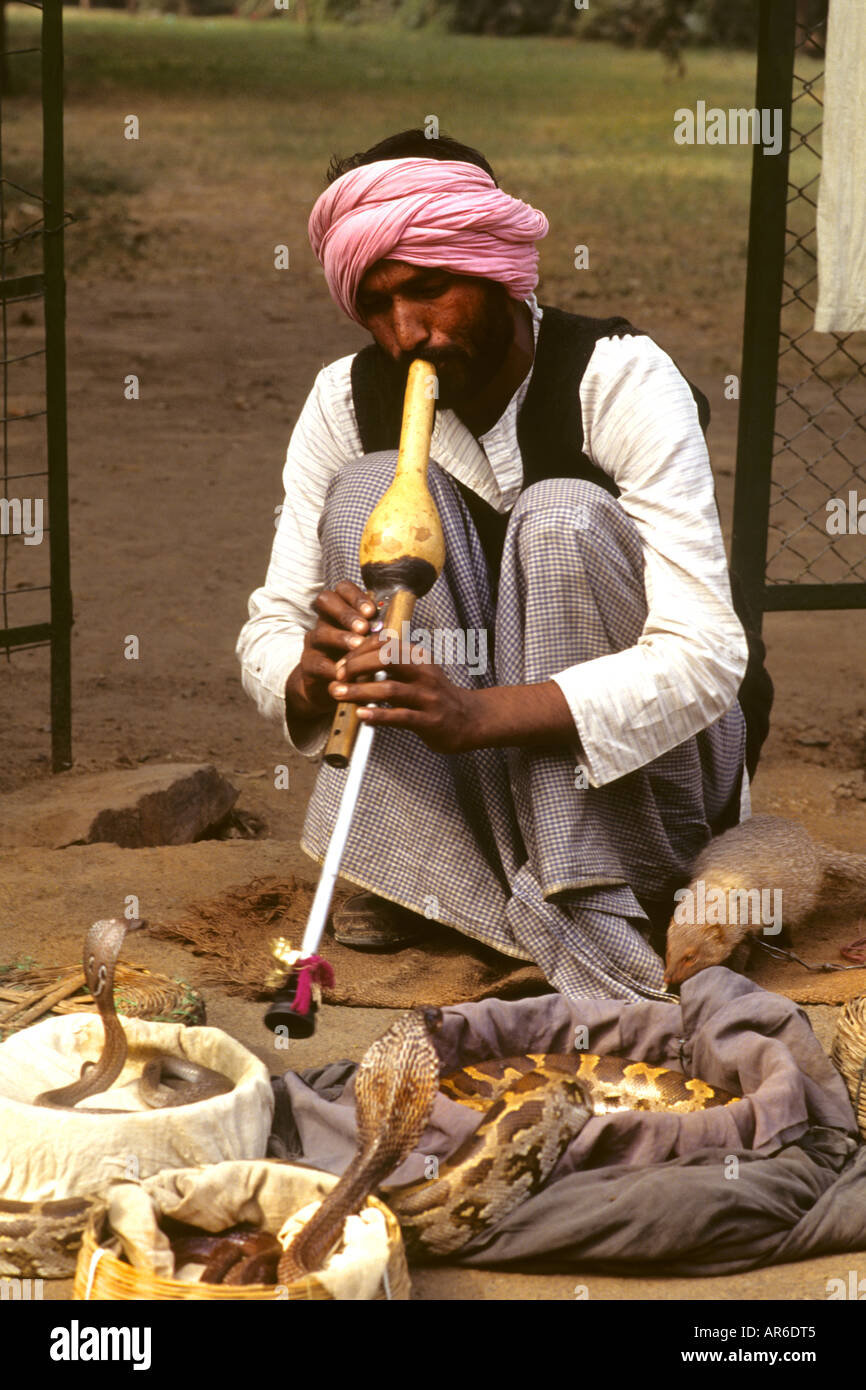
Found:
[2,75,866,1305]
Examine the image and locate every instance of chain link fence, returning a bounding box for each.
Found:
[766,6,866,590]
[732,0,866,617]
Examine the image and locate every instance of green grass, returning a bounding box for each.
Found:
[5,5,814,307]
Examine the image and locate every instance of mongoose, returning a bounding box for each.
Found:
[664,814,866,986]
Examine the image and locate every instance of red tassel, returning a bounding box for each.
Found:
[292,955,335,1016]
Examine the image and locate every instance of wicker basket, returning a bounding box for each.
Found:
[832,994,866,1141]
[73,1195,410,1301]
[0,961,205,1041]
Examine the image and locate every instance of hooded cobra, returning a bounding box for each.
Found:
[33,918,232,1111]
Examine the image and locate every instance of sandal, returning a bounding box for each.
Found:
[331,892,435,951]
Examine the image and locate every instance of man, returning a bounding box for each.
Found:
[238,130,768,1002]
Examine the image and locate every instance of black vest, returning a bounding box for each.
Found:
[350,305,772,777]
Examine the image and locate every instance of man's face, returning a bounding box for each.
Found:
[355,259,515,409]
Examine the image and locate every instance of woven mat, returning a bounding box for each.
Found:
[148,876,866,1010]
[150,876,550,1009]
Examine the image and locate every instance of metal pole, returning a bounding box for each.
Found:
[730,0,797,633]
[41,0,72,771]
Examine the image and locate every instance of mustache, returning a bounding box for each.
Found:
[384,346,470,380]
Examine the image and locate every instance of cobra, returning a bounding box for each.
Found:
[277,1008,739,1279]
[33,918,232,1112]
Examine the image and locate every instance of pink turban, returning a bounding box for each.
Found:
[308,157,549,325]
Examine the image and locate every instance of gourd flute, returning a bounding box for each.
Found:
[265,359,443,1037]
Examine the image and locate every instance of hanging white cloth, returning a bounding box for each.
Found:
[815,0,866,332]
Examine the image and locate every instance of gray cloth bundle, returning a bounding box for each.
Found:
[271,970,866,1274]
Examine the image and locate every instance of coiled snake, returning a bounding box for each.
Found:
[33,918,232,1111]
[277,1008,739,1279]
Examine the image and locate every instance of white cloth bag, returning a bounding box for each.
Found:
[0,1014,273,1201]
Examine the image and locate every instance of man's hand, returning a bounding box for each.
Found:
[330,630,475,754]
[285,580,377,722]
[331,628,581,755]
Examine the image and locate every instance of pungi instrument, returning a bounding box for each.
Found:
[265,359,442,1036]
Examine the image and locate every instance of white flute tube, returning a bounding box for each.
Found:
[299,717,376,958]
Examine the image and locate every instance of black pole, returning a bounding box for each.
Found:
[41,0,73,771]
[730,0,797,634]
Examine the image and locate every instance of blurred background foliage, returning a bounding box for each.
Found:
[56,0,827,57]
